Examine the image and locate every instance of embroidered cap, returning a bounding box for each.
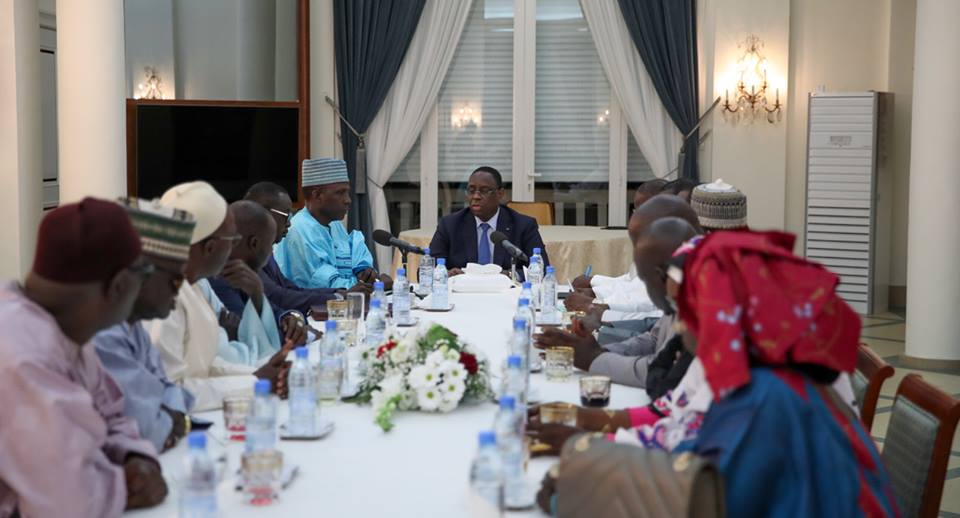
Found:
[690,179,747,230]
[302,158,349,188]
[158,181,227,244]
[119,197,196,261]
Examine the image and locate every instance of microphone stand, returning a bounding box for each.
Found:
[400,248,409,272]
[510,257,519,285]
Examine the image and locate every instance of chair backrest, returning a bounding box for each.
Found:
[881,373,960,518]
[507,201,554,226]
[854,343,895,431]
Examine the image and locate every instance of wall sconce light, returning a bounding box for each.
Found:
[722,35,782,123]
[134,66,165,100]
[596,108,610,125]
[451,102,481,129]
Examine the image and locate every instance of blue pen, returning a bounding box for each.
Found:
[584,265,592,277]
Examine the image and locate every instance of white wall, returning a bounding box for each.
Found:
[1,0,43,278]
[310,0,340,159]
[125,0,175,99]
[699,0,790,231]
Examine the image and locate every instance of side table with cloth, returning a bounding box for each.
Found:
[390,226,633,284]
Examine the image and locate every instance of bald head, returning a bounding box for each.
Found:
[628,194,702,246]
[229,201,276,271]
[635,217,698,313]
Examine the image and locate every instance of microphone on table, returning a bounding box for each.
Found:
[372,229,426,255]
[490,231,529,263]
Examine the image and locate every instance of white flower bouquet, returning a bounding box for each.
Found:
[348,323,493,431]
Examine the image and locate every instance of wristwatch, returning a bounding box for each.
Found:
[184,414,192,435]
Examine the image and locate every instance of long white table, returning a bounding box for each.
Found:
[131,288,649,517]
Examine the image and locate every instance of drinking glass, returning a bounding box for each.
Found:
[539,402,578,427]
[223,396,251,441]
[579,375,612,408]
[345,292,365,347]
[544,346,574,381]
[326,300,349,320]
[241,450,283,506]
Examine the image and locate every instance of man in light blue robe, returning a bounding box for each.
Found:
[274,157,390,290]
[92,198,198,452]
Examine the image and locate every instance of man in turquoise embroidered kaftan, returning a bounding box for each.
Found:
[274,158,391,290]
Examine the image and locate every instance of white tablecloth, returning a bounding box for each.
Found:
[130,289,649,517]
[389,225,633,284]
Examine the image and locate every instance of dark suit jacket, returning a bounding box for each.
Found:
[259,254,339,316]
[428,205,548,280]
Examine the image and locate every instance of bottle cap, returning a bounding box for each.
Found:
[187,431,206,449]
[437,258,446,266]
[513,318,528,330]
[370,299,382,309]
[255,379,271,395]
[546,266,555,274]
[522,281,532,290]
[374,281,384,290]
[397,268,406,277]
[518,298,530,307]
[530,256,539,264]
[533,247,541,255]
[325,320,337,331]
[423,247,430,255]
[507,355,522,368]
[499,395,516,410]
[295,346,308,359]
[478,430,497,447]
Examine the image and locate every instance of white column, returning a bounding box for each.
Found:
[904,0,960,364]
[310,0,339,160]
[0,0,43,279]
[55,0,126,202]
[511,0,535,201]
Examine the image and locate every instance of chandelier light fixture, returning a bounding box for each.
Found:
[134,66,165,100]
[722,35,782,123]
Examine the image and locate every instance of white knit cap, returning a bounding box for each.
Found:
[158,181,227,244]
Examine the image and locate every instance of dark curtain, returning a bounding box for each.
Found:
[334,0,426,268]
[617,0,700,181]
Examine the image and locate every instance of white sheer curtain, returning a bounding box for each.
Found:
[579,0,681,178]
[365,0,474,270]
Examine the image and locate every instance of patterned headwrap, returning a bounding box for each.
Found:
[119,197,196,261]
[677,230,860,400]
[302,158,349,188]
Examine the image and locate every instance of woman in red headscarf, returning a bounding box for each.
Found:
[672,230,898,518]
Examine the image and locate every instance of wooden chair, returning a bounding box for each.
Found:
[852,343,895,431]
[880,373,960,518]
[507,201,554,226]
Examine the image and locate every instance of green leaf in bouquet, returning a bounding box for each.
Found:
[424,324,460,350]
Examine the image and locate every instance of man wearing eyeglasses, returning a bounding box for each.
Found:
[146,182,292,412]
[274,158,391,290]
[92,198,199,453]
[429,166,548,278]
[0,198,168,516]
[243,182,348,316]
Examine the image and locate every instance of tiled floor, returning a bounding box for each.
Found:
[858,312,960,517]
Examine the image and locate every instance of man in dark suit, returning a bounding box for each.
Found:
[243,182,367,316]
[429,166,548,279]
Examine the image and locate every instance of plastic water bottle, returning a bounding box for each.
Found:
[527,254,543,310]
[469,430,503,511]
[501,354,527,407]
[364,299,386,348]
[287,346,316,436]
[371,280,386,309]
[318,320,344,405]
[494,396,526,509]
[541,265,559,324]
[510,318,531,404]
[520,281,533,305]
[432,258,449,310]
[394,268,411,325]
[417,248,434,296]
[515,299,541,372]
[180,432,217,518]
[245,379,277,453]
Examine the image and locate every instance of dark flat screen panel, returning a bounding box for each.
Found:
[136,105,299,202]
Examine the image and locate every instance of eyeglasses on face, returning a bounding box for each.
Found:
[269,208,292,222]
[204,234,242,244]
[464,187,499,198]
[126,261,156,281]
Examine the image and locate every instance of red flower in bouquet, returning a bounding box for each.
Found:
[459,351,479,375]
[376,340,398,359]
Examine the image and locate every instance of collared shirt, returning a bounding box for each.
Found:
[274,210,374,289]
[474,208,500,262]
[93,321,195,452]
[0,282,157,518]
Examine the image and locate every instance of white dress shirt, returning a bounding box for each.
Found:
[474,208,500,262]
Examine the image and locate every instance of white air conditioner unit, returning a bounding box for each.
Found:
[804,91,892,315]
